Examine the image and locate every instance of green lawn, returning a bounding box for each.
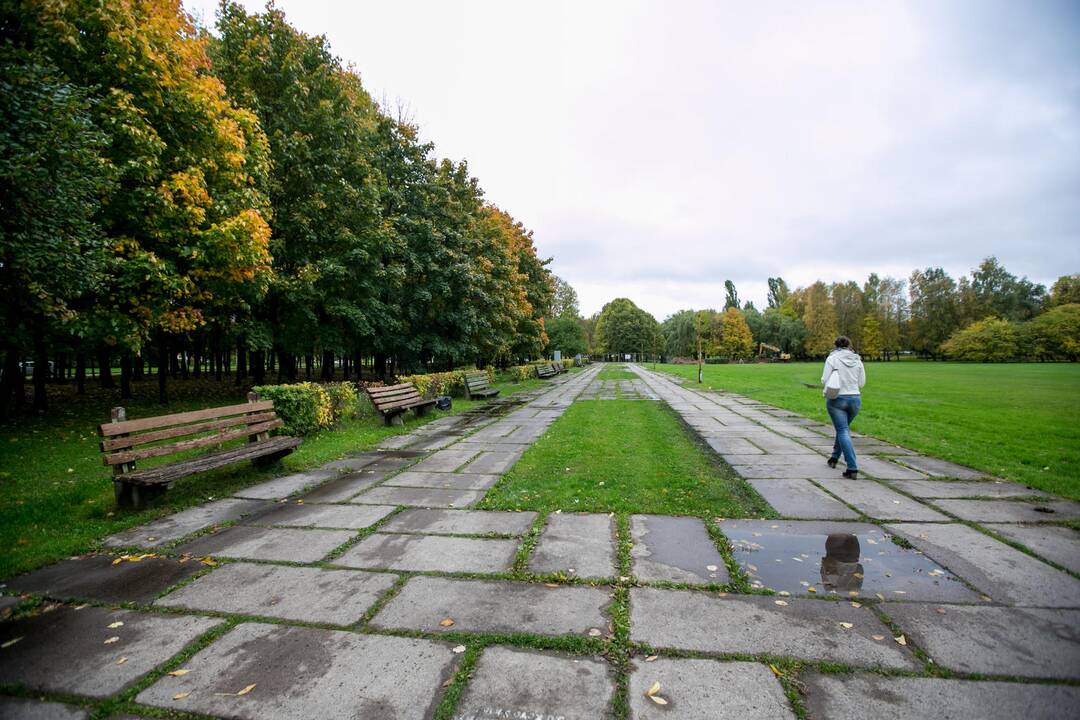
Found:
[0,375,543,579]
[596,364,638,380]
[655,362,1080,499]
[480,399,771,517]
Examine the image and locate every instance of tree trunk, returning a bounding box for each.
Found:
[133,353,144,379]
[32,326,47,412]
[252,350,265,385]
[192,336,202,378]
[158,335,169,405]
[120,353,133,399]
[96,345,115,388]
[75,352,86,395]
[235,345,247,385]
[321,350,334,381]
[375,353,387,383]
[0,344,19,418]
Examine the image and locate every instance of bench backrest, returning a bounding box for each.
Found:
[99,394,282,470]
[465,373,491,392]
[367,382,425,413]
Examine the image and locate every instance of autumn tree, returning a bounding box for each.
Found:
[1048,275,1080,307]
[9,0,274,404]
[0,45,113,414]
[802,281,838,356]
[909,268,960,359]
[860,315,883,360]
[717,308,754,359]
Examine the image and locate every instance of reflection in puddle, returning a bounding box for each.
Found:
[720,520,980,602]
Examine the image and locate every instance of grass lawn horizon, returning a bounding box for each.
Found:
[654,361,1080,499]
[480,398,772,517]
[0,374,549,579]
[595,364,639,380]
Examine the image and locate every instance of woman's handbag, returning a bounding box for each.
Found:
[825,369,841,399]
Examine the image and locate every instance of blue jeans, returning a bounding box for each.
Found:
[826,395,861,471]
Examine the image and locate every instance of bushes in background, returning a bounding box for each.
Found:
[254,381,360,435]
[396,368,496,398]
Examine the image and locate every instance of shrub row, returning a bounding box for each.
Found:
[395,368,495,399]
[253,381,361,436]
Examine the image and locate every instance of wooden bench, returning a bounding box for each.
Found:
[366,382,437,426]
[99,393,300,510]
[464,372,499,400]
[536,363,558,379]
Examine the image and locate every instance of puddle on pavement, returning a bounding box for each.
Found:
[719,520,980,602]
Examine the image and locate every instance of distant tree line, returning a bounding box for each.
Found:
[0,1,556,416]
[582,258,1077,363]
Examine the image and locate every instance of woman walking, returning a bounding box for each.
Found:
[822,336,866,479]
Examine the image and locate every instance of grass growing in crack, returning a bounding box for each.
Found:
[432,645,481,720]
[479,400,771,517]
[511,512,547,574]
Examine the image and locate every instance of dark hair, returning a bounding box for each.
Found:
[834,336,851,349]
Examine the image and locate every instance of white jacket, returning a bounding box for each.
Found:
[822,348,866,397]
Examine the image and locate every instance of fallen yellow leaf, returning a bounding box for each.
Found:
[649,696,668,705]
[104,636,120,645]
[769,664,782,677]
[452,645,466,654]
[895,635,907,646]
[237,683,256,696]
[168,669,191,677]
[774,600,788,606]
[115,656,128,665]
[173,692,190,700]
[850,602,861,608]
[108,621,124,629]
[439,618,455,627]
[645,655,658,662]
[1,637,23,649]
[646,681,661,697]
[839,622,854,629]
[872,635,885,641]
[807,587,817,593]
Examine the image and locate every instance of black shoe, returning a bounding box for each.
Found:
[827,457,838,469]
[842,469,858,479]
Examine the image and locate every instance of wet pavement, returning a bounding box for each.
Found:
[2,362,1079,719]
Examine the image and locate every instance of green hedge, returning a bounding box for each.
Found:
[254,381,360,435]
[396,368,495,398]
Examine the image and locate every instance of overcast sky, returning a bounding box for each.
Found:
[186,0,1080,319]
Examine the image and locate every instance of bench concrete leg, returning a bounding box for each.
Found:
[415,404,431,418]
[385,413,405,427]
[114,480,167,511]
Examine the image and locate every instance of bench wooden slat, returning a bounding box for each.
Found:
[100,412,278,452]
[369,388,421,402]
[100,400,275,437]
[371,386,421,397]
[374,395,431,413]
[122,436,302,486]
[104,419,284,466]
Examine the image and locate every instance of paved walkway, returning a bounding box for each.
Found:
[2,363,1079,719]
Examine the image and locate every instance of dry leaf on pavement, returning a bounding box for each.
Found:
[168,669,191,677]
[439,618,455,627]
